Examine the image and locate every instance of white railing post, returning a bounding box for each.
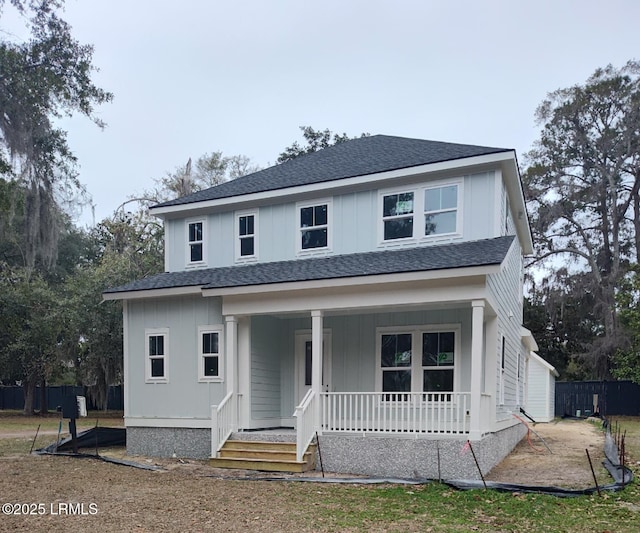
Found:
[294,389,316,462]
[211,404,218,458]
[211,391,234,458]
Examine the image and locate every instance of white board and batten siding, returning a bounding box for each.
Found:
[125,295,226,425]
[526,352,559,423]
[163,171,499,272]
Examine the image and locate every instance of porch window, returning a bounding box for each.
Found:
[146,328,169,383]
[378,327,457,396]
[199,326,223,382]
[187,221,204,264]
[380,333,412,395]
[237,212,257,260]
[382,192,414,240]
[422,332,455,396]
[424,185,457,236]
[298,200,331,252]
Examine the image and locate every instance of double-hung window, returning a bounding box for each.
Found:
[298,200,331,252]
[380,333,413,397]
[424,185,458,236]
[422,332,455,396]
[236,212,257,260]
[378,327,458,397]
[198,326,223,382]
[380,181,461,243]
[382,192,414,240]
[146,328,169,383]
[187,220,205,264]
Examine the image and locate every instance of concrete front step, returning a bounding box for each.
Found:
[210,440,316,472]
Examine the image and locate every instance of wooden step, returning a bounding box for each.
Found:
[210,440,316,472]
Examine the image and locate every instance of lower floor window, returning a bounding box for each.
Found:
[199,326,223,381]
[146,328,169,382]
[379,328,457,396]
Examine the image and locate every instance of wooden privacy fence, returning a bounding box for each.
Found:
[0,385,123,411]
[555,380,640,417]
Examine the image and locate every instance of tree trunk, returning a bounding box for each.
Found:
[22,380,36,416]
[39,377,48,414]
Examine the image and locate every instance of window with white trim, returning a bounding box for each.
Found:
[187,220,205,264]
[236,212,257,260]
[198,326,223,382]
[382,192,414,240]
[298,201,331,252]
[378,327,458,397]
[424,185,458,236]
[422,331,455,394]
[380,181,461,243]
[145,328,168,383]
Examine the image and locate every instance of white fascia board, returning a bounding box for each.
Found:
[149,152,517,218]
[521,326,539,352]
[125,417,211,428]
[202,264,501,298]
[102,285,203,301]
[529,351,559,377]
[501,156,534,255]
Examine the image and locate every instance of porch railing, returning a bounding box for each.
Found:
[320,392,471,435]
[293,389,317,462]
[211,391,235,457]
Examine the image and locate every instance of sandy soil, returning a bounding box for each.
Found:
[0,418,613,532]
[486,418,608,488]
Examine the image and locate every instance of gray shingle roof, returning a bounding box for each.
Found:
[152,135,511,209]
[104,236,514,295]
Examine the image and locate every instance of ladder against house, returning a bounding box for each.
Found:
[210,440,317,473]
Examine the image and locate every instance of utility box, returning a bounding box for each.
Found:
[77,396,87,417]
[60,395,88,419]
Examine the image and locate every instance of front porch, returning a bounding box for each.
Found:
[208,272,503,474]
[212,389,495,467]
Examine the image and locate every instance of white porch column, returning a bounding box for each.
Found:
[470,300,485,441]
[225,315,238,431]
[311,310,324,429]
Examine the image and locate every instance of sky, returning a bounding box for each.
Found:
[4,0,640,226]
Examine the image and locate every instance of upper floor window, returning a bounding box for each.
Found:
[424,185,458,236]
[146,328,169,383]
[380,181,461,244]
[383,192,414,240]
[236,212,257,261]
[298,200,331,252]
[187,220,205,264]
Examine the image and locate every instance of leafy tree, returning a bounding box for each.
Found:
[612,266,640,383]
[523,61,640,379]
[277,126,370,163]
[61,210,164,408]
[0,263,62,414]
[0,0,112,268]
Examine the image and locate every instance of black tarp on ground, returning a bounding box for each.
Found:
[36,427,125,453]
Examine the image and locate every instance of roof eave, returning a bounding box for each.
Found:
[149,151,514,219]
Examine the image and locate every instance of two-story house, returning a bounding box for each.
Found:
[104,135,535,479]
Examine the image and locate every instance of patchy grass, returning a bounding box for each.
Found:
[609,416,640,466]
[1,415,638,531]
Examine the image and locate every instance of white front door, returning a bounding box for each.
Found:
[295,331,332,405]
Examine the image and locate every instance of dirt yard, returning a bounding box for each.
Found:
[0,418,613,532]
[486,418,609,488]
